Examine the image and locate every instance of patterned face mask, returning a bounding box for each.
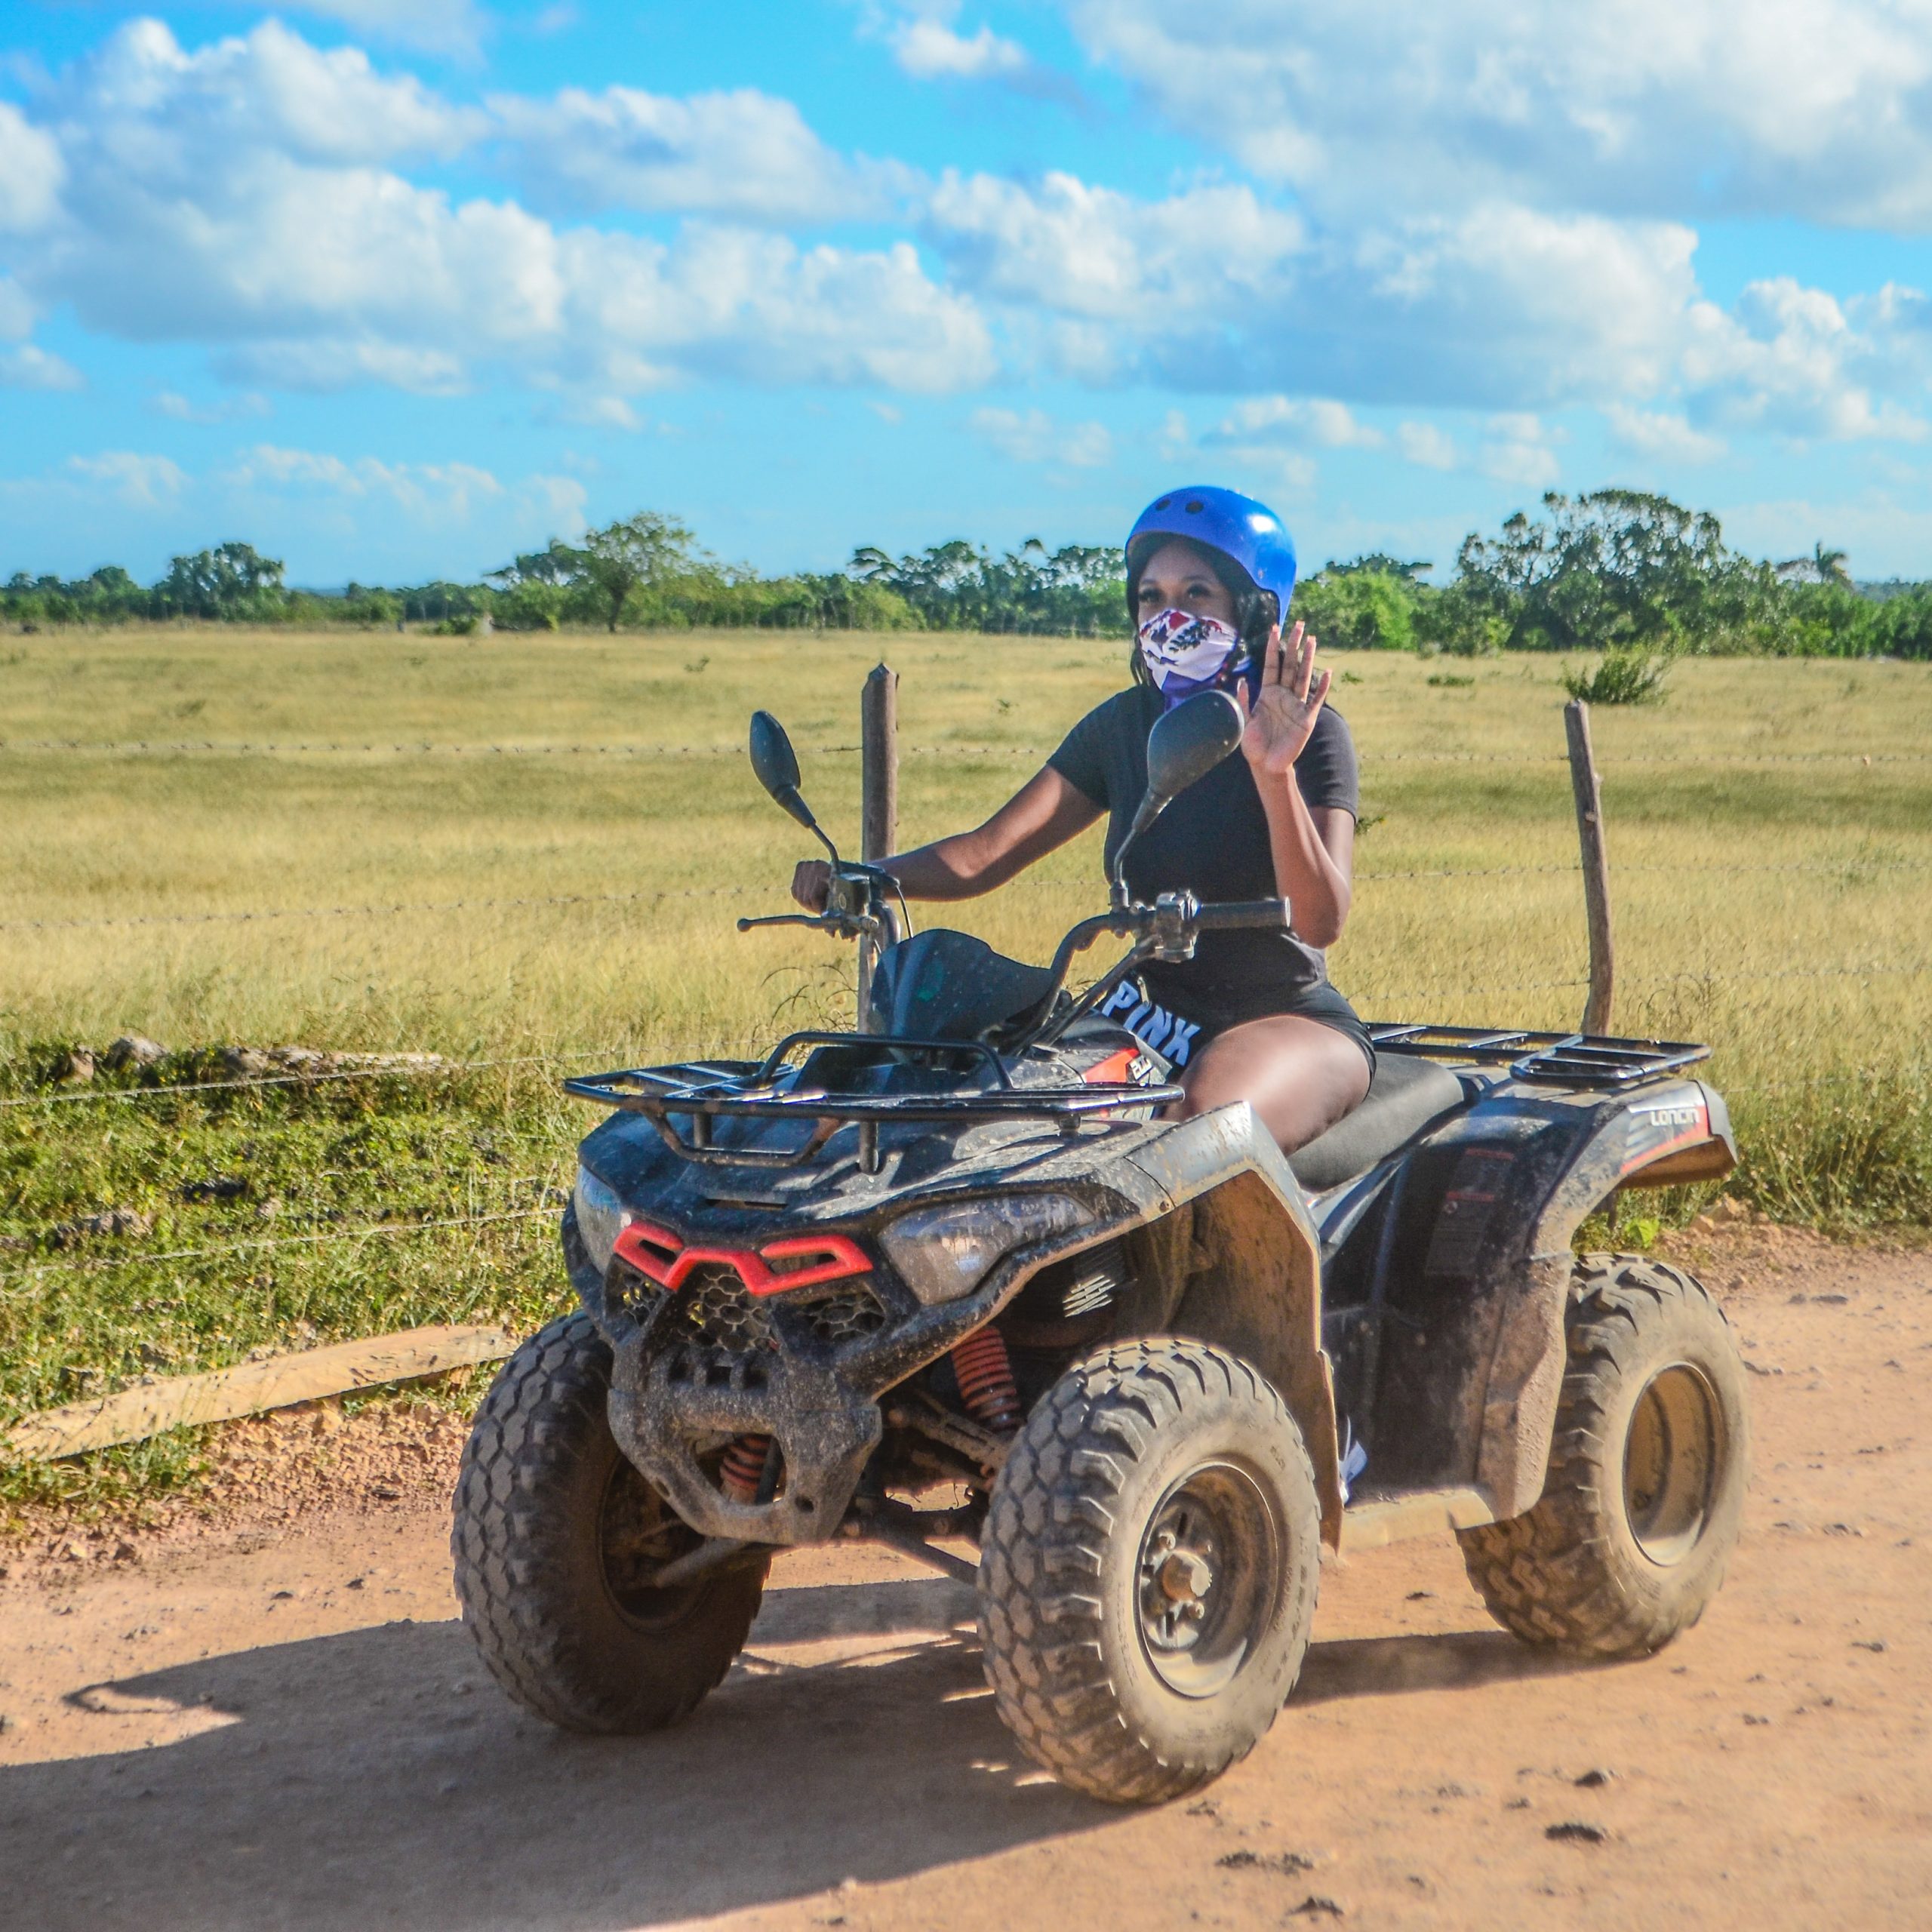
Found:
[1137,608,1254,710]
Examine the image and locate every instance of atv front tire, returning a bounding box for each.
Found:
[978,1339,1320,1805]
[452,1312,769,1732]
[1458,1254,1749,1659]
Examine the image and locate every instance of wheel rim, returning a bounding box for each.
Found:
[1622,1361,1721,1566]
[598,1457,705,1627]
[1134,1460,1282,1699]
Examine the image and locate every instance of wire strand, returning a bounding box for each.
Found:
[0,1208,555,1283]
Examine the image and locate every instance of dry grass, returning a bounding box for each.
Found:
[2,627,1928,1511]
[2,630,1927,1077]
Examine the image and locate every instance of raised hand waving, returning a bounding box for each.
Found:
[1238,621,1330,778]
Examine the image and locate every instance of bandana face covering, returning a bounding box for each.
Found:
[1137,608,1255,711]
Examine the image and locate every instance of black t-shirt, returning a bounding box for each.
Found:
[1048,684,1358,1000]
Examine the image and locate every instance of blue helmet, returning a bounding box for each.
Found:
[1124,485,1297,640]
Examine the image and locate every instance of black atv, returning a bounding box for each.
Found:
[452,693,1750,1805]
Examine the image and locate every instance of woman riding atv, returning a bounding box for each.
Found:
[792,485,1371,1155]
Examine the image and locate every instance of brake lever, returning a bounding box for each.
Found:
[736,912,824,932]
[736,911,881,939]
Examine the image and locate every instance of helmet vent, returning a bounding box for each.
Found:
[1185,499,1204,513]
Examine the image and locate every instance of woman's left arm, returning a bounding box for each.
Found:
[1238,623,1354,947]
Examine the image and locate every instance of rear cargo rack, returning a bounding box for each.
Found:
[564,1032,1179,1169]
[1367,1023,1709,1088]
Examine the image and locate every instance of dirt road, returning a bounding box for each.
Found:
[3,1227,1928,1932]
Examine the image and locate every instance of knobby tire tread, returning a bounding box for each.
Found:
[1457,1253,1746,1659]
[451,1311,766,1733]
[978,1338,1318,1806]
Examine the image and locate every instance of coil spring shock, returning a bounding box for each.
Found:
[952,1326,1022,1433]
[719,1434,772,1501]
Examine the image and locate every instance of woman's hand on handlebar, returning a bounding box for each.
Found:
[790,859,832,912]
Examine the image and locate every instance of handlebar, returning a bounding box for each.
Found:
[1192,897,1291,931]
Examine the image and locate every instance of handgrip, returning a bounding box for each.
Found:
[1192,898,1291,931]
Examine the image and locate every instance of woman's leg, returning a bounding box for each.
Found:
[1176,1014,1372,1154]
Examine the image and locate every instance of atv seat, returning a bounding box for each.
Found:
[1288,1054,1468,1193]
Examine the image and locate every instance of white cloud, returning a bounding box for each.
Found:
[220,445,506,518]
[66,451,187,507]
[0,101,63,232]
[215,342,473,395]
[927,171,1303,327]
[278,0,489,60]
[1396,421,1459,469]
[1066,0,1932,231]
[2,22,990,401]
[1680,277,1932,441]
[925,172,1714,409]
[1605,404,1726,463]
[1336,204,1698,407]
[1,343,83,391]
[970,405,1112,465]
[563,394,644,431]
[56,20,479,171]
[866,3,1070,96]
[564,228,994,392]
[894,20,1032,82]
[1477,413,1564,488]
[1208,396,1383,451]
[6,5,1927,472]
[491,85,910,223]
[0,277,35,340]
[154,389,272,423]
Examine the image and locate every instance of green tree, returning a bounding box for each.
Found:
[1324,552,1432,583]
[1455,490,1767,653]
[1293,571,1416,651]
[575,512,700,632]
[152,542,286,621]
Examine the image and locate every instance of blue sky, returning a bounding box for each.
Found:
[5,1,1932,586]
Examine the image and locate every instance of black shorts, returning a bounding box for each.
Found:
[1091,968,1375,1077]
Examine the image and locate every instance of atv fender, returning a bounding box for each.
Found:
[1364,1078,1734,1521]
[1111,1103,1345,1548]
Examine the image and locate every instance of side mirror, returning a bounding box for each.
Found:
[749,709,838,859]
[1111,689,1244,906]
[1146,689,1244,802]
[749,709,807,820]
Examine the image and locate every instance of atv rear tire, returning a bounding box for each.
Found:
[978,1339,1320,1805]
[452,1312,769,1733]
[1458,1254,1749,1659]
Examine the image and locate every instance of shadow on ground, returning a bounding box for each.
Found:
[1,1578,1590,1932]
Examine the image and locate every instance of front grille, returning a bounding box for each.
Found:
[789,1280,889,1346]
[676,1263,776,1353]
[617,1255,890,1374]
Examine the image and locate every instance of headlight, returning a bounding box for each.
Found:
[879,1193,1092,1307]
[572,1165,631,1272]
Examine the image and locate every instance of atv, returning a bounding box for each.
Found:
[452,692,1751,1805]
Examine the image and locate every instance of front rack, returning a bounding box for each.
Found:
[564,1032,1179,1169]
[1367,1023,1709,1088]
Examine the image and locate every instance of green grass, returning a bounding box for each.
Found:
[2,629,1930,1512]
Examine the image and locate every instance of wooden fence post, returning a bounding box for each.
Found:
[857,663,898,1030]
[862,663,898,863]
[1564,698,1616,1035]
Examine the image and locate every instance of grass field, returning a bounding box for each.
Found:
[3,627,1930,1511]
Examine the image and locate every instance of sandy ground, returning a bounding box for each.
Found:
[2,1226,1928,1932]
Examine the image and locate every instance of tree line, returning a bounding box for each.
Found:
[6,491,1930,660]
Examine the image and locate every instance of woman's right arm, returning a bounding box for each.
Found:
[791,767,1100,911]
